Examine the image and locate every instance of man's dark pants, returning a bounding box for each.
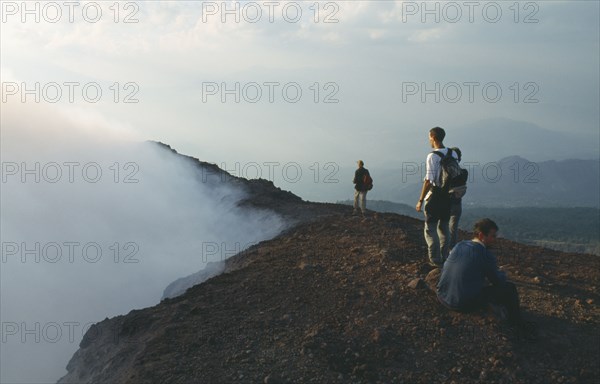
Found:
[443,282,523,325]
[424,210,450,265]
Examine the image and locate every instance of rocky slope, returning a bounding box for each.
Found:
[149,141,342,300]
[58,201,599,383]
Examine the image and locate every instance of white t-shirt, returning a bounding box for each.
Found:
[424,147,459,191]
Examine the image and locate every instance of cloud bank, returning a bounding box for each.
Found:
[0,101,287,383]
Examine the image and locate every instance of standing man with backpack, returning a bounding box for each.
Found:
[416,127,462,267]
[353,160,372,217]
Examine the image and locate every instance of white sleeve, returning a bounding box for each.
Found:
[424,153,439,183]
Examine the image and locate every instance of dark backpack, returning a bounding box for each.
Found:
[433,148,468,198]
[363,172,373,191]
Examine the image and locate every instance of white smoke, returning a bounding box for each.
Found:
[0,102,287,383]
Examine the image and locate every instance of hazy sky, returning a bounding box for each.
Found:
[2,1,598,166]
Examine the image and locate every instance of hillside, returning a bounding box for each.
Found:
[58,206,599,383]
[338,200,600,256]
[373,156,600,208]
[294,156,600,207]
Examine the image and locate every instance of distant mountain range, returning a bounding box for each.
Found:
[295,155,599,207]
[449,118,598,162]
[288,118,599,204]
[374,156,600,207]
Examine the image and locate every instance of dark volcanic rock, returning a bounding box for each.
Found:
[58,212,600,384]
[408,278,426,289]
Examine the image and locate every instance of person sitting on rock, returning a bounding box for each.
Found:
[437,218,526,328]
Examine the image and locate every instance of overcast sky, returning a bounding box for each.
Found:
[2,0,598,168]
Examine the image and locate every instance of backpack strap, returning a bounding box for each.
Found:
[432,149,453,188]
[432,148,453,159]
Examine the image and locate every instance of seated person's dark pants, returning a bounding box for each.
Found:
[440,282,522,325]
[482,282,522,324]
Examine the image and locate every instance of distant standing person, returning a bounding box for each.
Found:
[437,219,528,329]
[353,160,371,216]
[416,127,458,267]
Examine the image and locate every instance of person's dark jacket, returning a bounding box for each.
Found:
[437,240,506,309]
[353,168,370,192]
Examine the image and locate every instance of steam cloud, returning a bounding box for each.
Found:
[0,102,287,383]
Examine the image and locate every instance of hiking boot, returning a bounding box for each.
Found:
[428,260,443,268]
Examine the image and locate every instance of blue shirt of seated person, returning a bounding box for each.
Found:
[437,234,506,310]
